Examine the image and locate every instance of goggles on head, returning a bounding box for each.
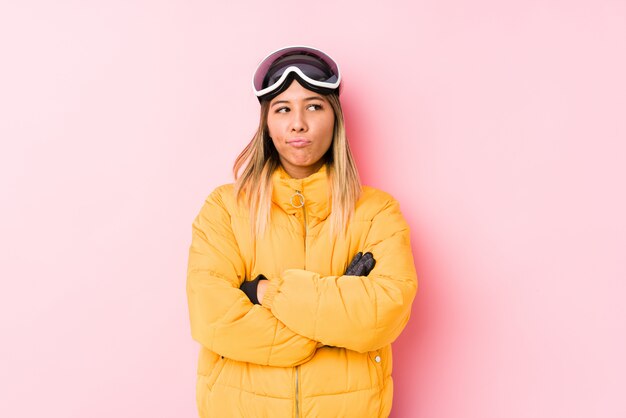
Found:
[252,45,341,102]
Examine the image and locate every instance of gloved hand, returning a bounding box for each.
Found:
[344,252,376,276]
[240,274,268,304]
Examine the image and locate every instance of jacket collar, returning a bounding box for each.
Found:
[271,165,331,221]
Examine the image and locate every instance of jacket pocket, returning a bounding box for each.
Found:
[197,350,227,398]
[367,350,385,387]
[197,355,227,418]
[204,355,227,390]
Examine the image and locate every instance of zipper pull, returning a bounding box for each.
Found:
[290,190,305,208]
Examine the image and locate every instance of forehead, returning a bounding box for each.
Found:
[270,80,328,104]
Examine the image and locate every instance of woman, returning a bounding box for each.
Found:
[187,46,417,418]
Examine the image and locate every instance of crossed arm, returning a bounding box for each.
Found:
[241,251,376,305]
[187,190,417,366]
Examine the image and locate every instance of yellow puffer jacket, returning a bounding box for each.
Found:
[187,166,417,417]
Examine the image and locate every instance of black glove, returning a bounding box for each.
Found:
[239,274,268,304]
[344,252,376,276]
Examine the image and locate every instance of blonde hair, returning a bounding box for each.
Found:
[233,93,361,238]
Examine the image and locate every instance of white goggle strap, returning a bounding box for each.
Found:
[253,66,341,98]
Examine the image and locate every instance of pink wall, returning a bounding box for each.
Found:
[1,1,625,417]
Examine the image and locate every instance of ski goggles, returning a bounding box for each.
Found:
[252,45,341,101]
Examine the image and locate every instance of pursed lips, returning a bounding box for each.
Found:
[286,138,311,147]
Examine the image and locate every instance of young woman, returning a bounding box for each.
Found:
[187,46,417,418]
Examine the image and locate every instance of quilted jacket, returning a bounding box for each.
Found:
[187,166,417,417]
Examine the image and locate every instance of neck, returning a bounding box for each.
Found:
[280,160,325,179]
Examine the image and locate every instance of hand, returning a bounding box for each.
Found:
[239,275,268,304]
[344,252,376,276]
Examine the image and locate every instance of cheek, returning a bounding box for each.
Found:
[322,116,335,142]
[270,137,282,151]
[266,116,282,139]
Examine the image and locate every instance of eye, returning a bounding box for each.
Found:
[307,104,323,111]
[276,106,290,114]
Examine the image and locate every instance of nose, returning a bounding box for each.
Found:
[290,107,308,132]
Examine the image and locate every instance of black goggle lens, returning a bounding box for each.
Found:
[263,54,337,89]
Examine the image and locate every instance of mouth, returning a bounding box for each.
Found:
[286,138,311,148]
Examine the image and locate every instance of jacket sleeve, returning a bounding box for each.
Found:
[186,187,319,367]
[261,196,418,353]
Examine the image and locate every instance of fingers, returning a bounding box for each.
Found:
[356,252,374,276]
[347,252,363,270]
[361,252,376,275]
[345,252,376,276]
[344,252,363,275]
[353,261,365,276]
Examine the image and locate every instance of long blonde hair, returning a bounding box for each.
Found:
[233,93,361,238]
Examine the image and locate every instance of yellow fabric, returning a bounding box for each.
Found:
[187,166,417,418]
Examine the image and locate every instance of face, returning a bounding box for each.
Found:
[267,80,335,179]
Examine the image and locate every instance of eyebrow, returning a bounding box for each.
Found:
[271,96,325,108]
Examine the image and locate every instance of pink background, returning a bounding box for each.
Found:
[1,1,625,417]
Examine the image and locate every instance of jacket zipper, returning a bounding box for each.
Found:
[295,365,300,418]
[302,201,308,270]
[294,189,308,269]
[294,189,307,418]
